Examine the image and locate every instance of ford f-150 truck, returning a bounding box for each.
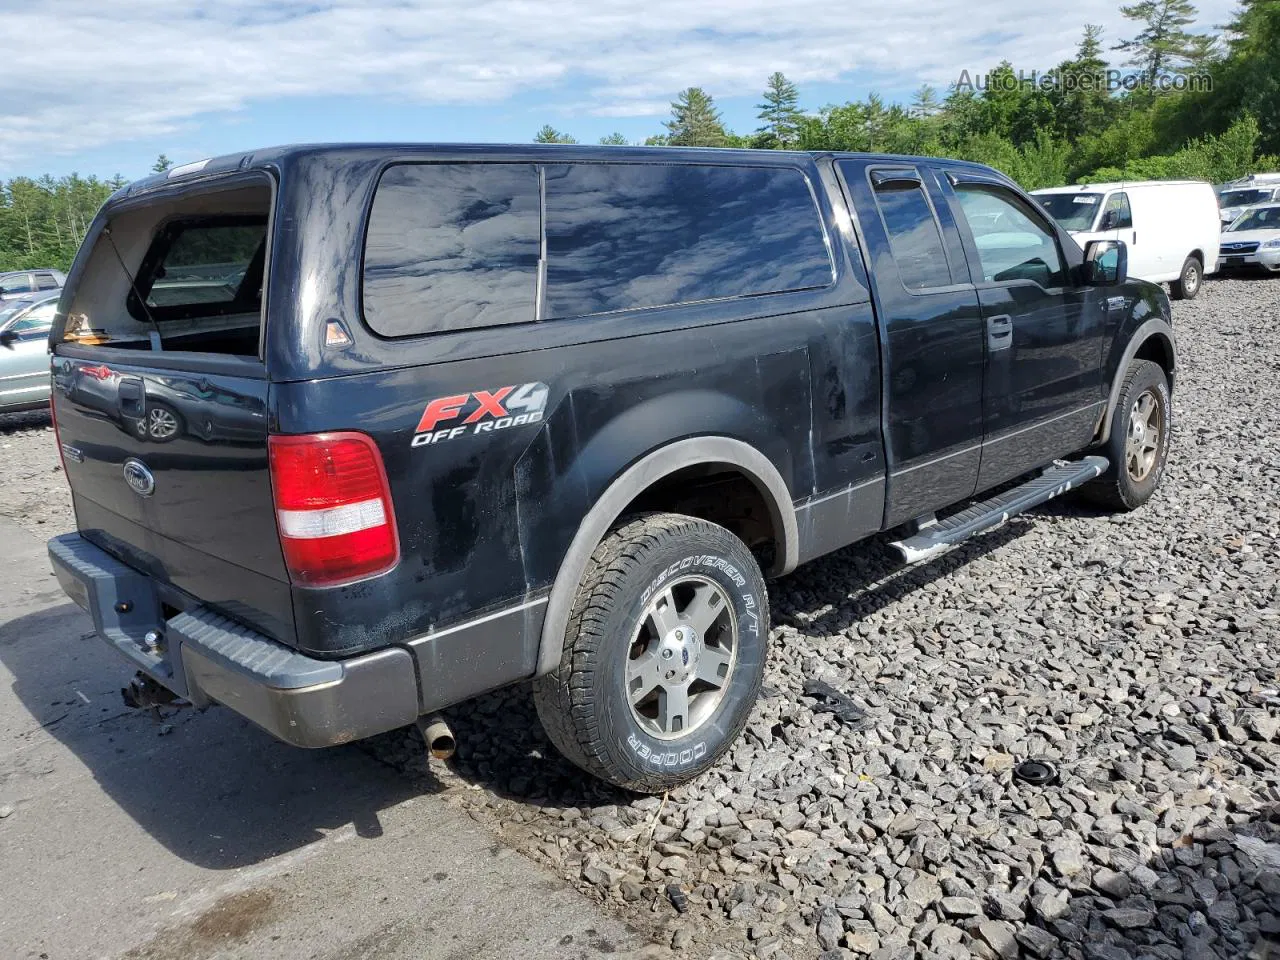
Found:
[46,145,1174,792]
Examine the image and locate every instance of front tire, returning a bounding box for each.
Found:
[1169,256,1202,300]
[1083,359,1171,511]
[534,513,768,793]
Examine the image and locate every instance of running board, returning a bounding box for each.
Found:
[887,456,1109,565]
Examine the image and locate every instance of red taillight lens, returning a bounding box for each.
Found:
[267,432,399,586]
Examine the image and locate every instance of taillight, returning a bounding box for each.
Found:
[267,432,399,586]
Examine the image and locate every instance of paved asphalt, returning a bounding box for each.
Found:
[0,518,650,960]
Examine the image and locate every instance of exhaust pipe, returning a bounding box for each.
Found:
[416,714,456,760]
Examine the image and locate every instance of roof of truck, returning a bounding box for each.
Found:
[110,143,1013,202]
[1032,180,1211,193]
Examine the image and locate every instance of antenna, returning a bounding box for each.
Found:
[103,226,163,351]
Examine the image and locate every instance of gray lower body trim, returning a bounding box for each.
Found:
[407,596,548,713]
[794,476,885,565]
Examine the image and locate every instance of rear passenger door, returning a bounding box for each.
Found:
[837,159,985,527]
[943,173,1106,490]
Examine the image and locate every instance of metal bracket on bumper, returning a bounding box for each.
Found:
[48,533,420,747]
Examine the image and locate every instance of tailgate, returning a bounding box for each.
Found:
[51,354,293,643]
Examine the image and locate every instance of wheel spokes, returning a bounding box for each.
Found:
[657,683,690,735]
[646,587,681,637]
[682,582,725,638]
[627,648,664,705]
[696,644,731,688]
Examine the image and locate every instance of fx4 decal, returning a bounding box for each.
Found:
[412,382,549,447]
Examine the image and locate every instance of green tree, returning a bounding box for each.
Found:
[1115,0,1216,87]
[152,154,173,173]
[598,132,629,145]
[755,72,803,148]
[1051,25,1117,144]
[911,85,942,118]
[664,88,730,147]
[533,125,577,144]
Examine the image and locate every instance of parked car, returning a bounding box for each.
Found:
[0,290,60,412]
[0,269,66,301]
[1032,180,1219,300]
[1218,202,1280,274]
[1217,174,1280,227]
[47,145,1175,792]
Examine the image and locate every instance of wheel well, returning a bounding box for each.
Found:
[623,464,781,572]
[1188,249,1204,267]
[1134,334,1175,391]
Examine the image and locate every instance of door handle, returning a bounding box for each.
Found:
[986,314,1013,352]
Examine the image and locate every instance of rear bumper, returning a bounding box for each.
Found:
[48,533,420,747]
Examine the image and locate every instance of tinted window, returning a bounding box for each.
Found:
[35,273,59,290]
[1101,192,1132,230]
[543,163,831,318]
[363,163,540,336]
[870,174,952,290]
[956,185,1066,288]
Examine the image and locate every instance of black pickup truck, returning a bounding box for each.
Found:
[46,145,1174,792]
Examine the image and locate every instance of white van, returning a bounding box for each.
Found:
[1032,180,1220,299]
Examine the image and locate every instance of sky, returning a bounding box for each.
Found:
[2,0,1238,181]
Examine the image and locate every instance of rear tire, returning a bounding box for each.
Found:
[1083,359,1171,511]
[533,512,768,793]
[1169,256,1202,300]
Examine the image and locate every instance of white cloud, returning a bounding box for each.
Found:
[0,0,1236,169]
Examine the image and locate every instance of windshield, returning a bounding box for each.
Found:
[1220,189,1270,208]
[1035,193,1102,231]
[1229,207,1280,231]
[0,299,35,324]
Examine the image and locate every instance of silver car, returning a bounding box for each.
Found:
[0,269,66,301]
[0,291,59,413]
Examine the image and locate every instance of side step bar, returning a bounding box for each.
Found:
[887,456,1109,565]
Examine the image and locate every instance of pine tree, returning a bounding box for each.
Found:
[1055,24,1115,143]
[598,132,629,145]
[1115,0,1216,86]
[533,125,577,144]
[152,154,172,173]
[755,72,803,147]
[664,88,729,147]
[911,85,942,118]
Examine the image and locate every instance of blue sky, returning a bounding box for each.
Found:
[4,0,1236,182]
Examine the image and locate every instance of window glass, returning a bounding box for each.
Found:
[141,220,266,313]
[1,274,33,295]
[363,163,540,336]
[956,186,1066,288]
[1101,192,1132,230]
[869,175,952,290]
[35,273,59,290]
[8,301,56,337]
[1229,206,1280,231]
[1035,192,1102,231]
[543,163,831,318]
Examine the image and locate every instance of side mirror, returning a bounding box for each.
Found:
[0,330,16,349]
[1099,210,1118,231]
[1083,239,1128,286]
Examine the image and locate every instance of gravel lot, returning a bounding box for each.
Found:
[4,276,1278,960]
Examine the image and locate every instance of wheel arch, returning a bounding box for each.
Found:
[1097,317,1176,445]
[534,436,796,676]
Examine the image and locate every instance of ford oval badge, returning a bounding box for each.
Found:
[122,458,156,498]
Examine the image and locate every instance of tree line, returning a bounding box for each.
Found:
[536,0,1279,189]
[3,0,1276,275]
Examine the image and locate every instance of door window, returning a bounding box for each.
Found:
[1100,192,1132,230]
[869,172,952,291]
[0,273,33,294]
[6,301,56,339]
[955,185,1066,288]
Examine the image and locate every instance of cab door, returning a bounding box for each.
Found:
[836,159,985,527]
[942,172,1107,491]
